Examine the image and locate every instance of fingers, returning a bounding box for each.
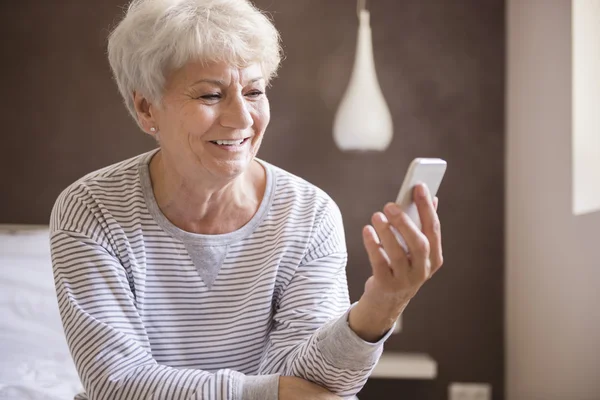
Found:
[433,196,439,211]
[362,225,393,280]
[370,212,410,276]
[366,188,443,284]
[383,201,430,280]
[413,185,444,272]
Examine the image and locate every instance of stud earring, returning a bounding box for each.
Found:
[150,127,156,133]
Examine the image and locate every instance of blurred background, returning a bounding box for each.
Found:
[1,0,599,399]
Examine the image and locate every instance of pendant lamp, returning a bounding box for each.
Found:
[333,0,393,152]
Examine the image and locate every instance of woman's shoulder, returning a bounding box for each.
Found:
[75,150,152,186]
[50,150,152,231]
[260,159,341,220]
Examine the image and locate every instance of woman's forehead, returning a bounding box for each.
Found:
[169,61,264,88]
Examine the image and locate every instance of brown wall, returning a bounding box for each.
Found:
[1,0,505,399]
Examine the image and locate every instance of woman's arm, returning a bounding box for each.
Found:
[50,192,277,400]
[257,199,392,398]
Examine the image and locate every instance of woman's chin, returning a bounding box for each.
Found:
[198,142,257,178]
[206,157,253,180]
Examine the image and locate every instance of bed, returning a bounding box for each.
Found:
[0,225,83,400]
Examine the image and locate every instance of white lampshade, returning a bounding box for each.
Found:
[333,9,393,152]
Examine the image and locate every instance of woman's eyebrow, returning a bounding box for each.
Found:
[190,79,225,86]
[190,77,264,87]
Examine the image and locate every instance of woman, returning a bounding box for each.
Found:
[49,0,444,399]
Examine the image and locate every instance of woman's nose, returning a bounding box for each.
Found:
[220,95,253,129]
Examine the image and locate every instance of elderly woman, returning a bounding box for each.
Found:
[49,0,443,399]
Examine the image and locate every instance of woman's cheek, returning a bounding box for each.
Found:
[257,101,270,128]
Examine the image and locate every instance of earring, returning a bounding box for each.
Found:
[150,127,156,133]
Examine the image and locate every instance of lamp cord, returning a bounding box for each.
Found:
[357,0,367,17]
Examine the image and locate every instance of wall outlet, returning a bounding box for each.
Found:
[448,382,492,400]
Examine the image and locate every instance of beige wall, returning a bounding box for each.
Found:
[506,0,600,399]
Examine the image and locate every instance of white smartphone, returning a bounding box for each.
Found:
[393,158,447,249]
[391,157,446,334]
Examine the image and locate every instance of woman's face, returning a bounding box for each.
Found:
[148,61,270,180]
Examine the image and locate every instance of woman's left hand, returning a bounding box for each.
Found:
[348,183,443,342]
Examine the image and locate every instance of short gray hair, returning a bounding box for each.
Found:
[107,0,283,127]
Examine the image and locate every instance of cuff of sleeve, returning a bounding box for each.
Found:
[241,374,280,400]
[316,302,394,370]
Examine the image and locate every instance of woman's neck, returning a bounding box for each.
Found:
[148,150,266,235]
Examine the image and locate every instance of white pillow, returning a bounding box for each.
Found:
[0,226,83,400]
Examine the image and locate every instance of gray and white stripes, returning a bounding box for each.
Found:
[50,150,389,400]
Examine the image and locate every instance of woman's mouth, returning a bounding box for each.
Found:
[209,137,251,151]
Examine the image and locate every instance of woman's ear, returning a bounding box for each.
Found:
[133,91,158,135]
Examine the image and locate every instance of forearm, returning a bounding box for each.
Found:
[60,290,276,400]
[348,292,410,343]
[260,305,392,397]
[87,362,245,400]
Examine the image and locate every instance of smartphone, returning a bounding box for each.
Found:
[393,158,447,249]
[391,158,446,334]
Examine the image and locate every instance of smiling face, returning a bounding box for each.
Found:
[140,61,270,181]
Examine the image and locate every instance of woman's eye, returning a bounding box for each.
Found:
[200,93,221,100]
[246,90,264,98]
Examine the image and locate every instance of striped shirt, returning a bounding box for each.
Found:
[49,149,390,400]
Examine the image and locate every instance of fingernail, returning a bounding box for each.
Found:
[385,203,400,216]
[418,184,429,199]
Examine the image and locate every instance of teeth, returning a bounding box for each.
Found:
[214,139,244,145]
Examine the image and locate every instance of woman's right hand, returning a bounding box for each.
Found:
[278,376,342,400]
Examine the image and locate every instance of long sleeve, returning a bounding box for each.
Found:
[257,200,392,398]
[51,228,271,400]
